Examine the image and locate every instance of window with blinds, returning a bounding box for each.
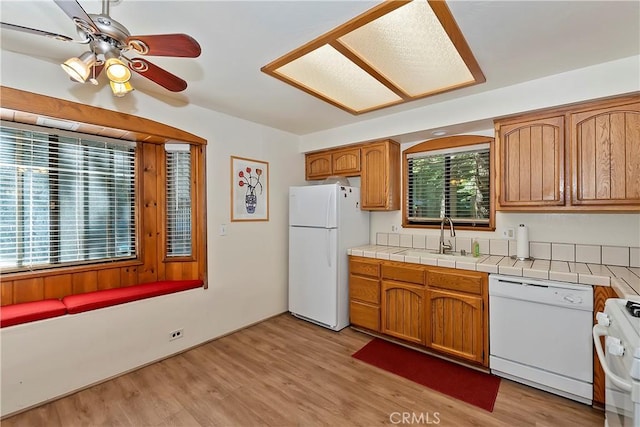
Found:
[0,122,136,272]
[166,145,192,257]
[406,143,490,227]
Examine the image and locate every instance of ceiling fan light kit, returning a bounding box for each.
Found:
[61,51,97,83]
[2,0,201,98]
[109,80,134,97]
[104,55,131,84]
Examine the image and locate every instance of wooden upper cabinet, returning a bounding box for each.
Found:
[305,147,361,180]
[305,152,332,180]
[361,140,400,211]
[331,147,361,176]
[304,140,400,210]
[570,101,640,206]
[495,93,640,211]
[496,115,565,208]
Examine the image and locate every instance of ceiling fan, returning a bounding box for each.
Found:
[0,0,201,96]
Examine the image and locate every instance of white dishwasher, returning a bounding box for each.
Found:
[489,274,594,404]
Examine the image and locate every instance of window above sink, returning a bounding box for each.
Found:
[403,135,495,231]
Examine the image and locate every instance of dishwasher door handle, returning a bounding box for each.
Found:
[593,324,632,392]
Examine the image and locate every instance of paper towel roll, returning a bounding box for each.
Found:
[516,224,529,259]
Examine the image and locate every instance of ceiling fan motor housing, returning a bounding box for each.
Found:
[88,14,130,49]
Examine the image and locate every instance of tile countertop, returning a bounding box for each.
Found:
[348,245,640,299]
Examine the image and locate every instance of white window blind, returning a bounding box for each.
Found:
[166,145,192,257]
[406,143,490,226]
[0,122,136,271]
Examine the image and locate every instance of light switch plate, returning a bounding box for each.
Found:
[219,224,228,236]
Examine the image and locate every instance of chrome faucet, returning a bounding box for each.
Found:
[439,217,456,254]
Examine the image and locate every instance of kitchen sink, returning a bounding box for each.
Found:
[400,249,481,263]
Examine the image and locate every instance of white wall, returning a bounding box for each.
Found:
[1,50,305,416]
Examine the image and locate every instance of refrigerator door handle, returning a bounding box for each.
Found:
[325,189,334,229]
[326,229,332,267]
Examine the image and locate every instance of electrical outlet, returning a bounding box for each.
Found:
[503,228,515,238]
[169,328,184,341]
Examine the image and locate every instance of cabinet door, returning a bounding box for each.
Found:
[305,152,332,180]
[426,289,484,364]
[331,148,361,176]
[570,101,640,206]
[381,280,425,344]
[497,116,565,208]
[361,140,400,211]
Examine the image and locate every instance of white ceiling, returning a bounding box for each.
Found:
[1,1,639,136]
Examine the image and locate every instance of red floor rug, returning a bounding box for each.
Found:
[352,338,500,412]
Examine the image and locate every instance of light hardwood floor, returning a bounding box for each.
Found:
[4,314,604,426]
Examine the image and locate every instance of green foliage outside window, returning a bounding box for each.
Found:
[407,147,490,226]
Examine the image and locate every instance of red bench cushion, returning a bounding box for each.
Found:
[62,280,204,314]
[1,299,67,328]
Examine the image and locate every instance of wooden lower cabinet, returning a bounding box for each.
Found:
[349,256,488,367]
[382,280,425,345]
[426,289,484,364]
[593,285,618,406]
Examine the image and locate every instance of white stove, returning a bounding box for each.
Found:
[593,298,640,427]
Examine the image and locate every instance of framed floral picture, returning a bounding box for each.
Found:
[231,156,269,221]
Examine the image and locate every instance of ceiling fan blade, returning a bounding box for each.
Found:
[126,34,201,58]
[53,0,98,34]
[0,22,73,41]
[128,58,188,92]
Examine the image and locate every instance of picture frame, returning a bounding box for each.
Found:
[230,156,269,222]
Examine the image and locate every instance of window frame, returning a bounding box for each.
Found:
[1,87,208,296]
[402,135,495,231]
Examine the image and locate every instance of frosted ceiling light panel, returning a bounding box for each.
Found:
[338,0,474,96]
[275,44,402,112]
[261,0,484,114]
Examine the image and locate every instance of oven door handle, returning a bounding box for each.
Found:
[593,324,633,392]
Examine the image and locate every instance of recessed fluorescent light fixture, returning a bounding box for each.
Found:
[261,0,485,115]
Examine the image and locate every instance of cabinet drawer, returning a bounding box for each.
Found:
[349,275,380,304]
[350,258,380,278]
[350,301,380,331]
[381,263,424,285]
[427,269,483,295]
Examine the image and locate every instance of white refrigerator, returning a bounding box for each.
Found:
[289,184,370,331]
